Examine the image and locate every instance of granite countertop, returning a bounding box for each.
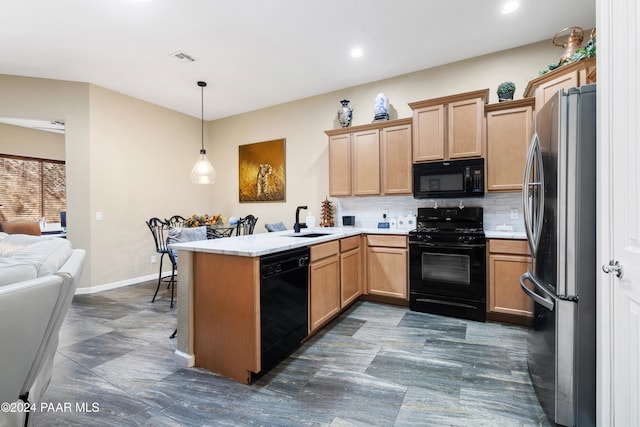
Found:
[169,225,526,257]
[484,230,526,239]
[169,227,411,257]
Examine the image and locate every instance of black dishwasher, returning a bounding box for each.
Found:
[257,246,310,379]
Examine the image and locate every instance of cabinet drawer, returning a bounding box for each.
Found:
[340,235,360,252]
[310,240,340,262]
[489,239,529,255]
[366,234,407,248]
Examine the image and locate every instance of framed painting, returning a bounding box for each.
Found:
[239,138,286,202]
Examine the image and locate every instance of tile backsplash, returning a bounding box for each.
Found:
[333,192,524,232]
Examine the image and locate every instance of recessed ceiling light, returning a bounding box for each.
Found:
[501,1,520,14]
[350,47,363,58]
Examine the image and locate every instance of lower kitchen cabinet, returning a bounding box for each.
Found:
[366,235,408,299]
[487,239,533,325]
[309,241,340,332]
[340,235,362,308]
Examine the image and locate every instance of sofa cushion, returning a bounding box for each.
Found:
[0,258,37,287]
[0,234,44,256]
[0,236,72,277]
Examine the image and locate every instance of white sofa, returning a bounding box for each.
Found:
[0,232,85,427]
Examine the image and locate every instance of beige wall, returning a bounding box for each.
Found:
[0,39,560,290]
[0,75,211,288]
[86,85,212,285]
[208,40,560,229]
[0,123,65,160]
[0,75,93,285]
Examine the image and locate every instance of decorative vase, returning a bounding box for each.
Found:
[498,91,514,102]
[373,93,389,122]
[337,99,353,127]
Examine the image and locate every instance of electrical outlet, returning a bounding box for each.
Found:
[151,255,157,264]
[510,209,518,220]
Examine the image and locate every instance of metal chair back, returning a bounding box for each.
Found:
[236,215,258,236]
[146,217,171,255]
[165,215,186,228]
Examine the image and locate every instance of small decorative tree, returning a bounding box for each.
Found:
[497,81,516,102]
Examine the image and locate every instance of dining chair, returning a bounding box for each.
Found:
[264,222,287,232]
[236,215,258,236]
[207,226,234,239]
[165,225,207,307]
[165,215,186,228]
[145,217,176,306]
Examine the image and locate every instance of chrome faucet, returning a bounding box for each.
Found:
[294,205,308,233]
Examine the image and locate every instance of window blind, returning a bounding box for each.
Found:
[0,155,66,223]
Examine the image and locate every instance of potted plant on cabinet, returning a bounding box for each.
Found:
[497,81,515,102]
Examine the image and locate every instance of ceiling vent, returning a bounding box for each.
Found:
[170,51,196,63]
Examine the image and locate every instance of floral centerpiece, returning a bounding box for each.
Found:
[185,213,225,228]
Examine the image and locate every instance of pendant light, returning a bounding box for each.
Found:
[190,81,216,184]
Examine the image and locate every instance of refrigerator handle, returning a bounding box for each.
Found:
[522,132,544,255]
[520,271,554,311]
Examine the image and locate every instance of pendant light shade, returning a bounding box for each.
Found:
[191,81,216,184]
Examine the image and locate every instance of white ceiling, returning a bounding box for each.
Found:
[1,0,595,121]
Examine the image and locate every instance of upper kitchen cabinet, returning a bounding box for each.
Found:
[485,98,535,192]
[523,58,596,110]
[352,128,381,196]
[380,122,412,194]
[325,118,412,197]
[409,89,489,162]
[328,133,351,196]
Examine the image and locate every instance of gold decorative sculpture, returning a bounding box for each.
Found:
[320,197,334,227]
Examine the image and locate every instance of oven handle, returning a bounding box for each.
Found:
[519,271,554,311]
[409,241,486,250]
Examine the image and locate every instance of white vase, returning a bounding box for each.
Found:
[373,93,389,121]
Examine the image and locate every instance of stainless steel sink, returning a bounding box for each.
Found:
[285,232,331,238]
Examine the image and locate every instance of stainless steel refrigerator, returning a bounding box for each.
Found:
[520,84,596,426]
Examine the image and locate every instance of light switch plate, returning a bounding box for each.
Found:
[96,212,103,221]
[510,209,518,220]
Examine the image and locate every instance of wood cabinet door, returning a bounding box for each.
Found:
[448,97,484,159]
[380,123,412,195]
[412,104,445,162]
[328,133,352,196]
[535,71,578,109]
[366,246,407,299]
[486,103,533,191]
[309,254,341,332]
[340,247,362,308]
[488,252,533,318]
[352,129,380,195]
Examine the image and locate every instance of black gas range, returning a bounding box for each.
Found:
[408,207,487,322]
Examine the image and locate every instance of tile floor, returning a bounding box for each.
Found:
[33,281,552,426]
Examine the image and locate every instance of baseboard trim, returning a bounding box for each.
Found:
[174,349,195,367]
[74,272,172,295]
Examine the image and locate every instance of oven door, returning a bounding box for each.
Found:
[409,240,487,321]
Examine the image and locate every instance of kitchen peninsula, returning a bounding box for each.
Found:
[169,227,408,384]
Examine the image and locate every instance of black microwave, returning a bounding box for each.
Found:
[413,158,485,198]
